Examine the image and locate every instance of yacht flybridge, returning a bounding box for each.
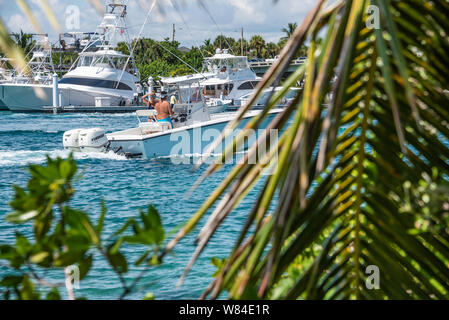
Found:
[161,49,261,113]
[1,2,141,112]
[0,58,11,81]
[12,34,55,85]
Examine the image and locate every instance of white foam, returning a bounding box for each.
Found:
[74,151,128,161]
[0,149,69,167]
[0,149,127,167]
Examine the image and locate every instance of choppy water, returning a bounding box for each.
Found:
[0,111,263,299]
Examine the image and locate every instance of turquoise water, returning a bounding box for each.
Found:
[0,111,263,300]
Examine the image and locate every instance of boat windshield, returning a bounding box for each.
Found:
[78,56,94,67]
[77,55,128,70]
[111,56,127,70]
[204,57,248,72]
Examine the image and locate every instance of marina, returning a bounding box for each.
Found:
[0,0,295,300]
[0,2,304,114]
[1,3,143,112]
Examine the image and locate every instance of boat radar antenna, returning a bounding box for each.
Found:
[167,0,205,59]
[115,0,157,89]
[66,0,138,76]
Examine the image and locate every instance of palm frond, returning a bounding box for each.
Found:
[15,0,44,34]
[0,19,30,77]
[35,0,62,33]
[168,0,449,300]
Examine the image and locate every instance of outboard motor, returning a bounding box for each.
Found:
[63,129,84,152]
[78,128,109,152]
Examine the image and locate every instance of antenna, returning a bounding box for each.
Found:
[197,1,235,55]
[116,0,157,88]
[167,0,205,59]
[241,27,244,56]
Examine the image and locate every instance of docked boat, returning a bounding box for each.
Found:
[230,86,301,111]
[1,3,141,112]
[0,34,56,109]
[0,37,55,111]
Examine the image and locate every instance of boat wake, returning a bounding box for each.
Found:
[75,151,128,161]
[0,149,127,167]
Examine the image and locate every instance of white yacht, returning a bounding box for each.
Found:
[161,49,261,113]
[1,3,140,112]
[231,87,301,111]
[0,36,56,111]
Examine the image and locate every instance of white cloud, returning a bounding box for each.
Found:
[1,0,317,46]
[6,14,34,33]
[228,0,267,25]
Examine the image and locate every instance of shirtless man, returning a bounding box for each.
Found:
[142,91,158,109]
[154,92,174,127]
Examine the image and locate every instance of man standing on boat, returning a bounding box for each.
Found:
[170,94,177,110]
[154,91,174,128]
[142,91,158,109]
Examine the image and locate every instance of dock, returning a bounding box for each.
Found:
[42,105,149,114]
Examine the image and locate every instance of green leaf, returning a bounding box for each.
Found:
[59,160,73,179]
[147,254,161,266]
[109,237,124,255]
[0,275,24,287]
[19,275,39,300]
[46,288,61,300]
[6,210,40,223]
[135,251,150,266]
[143,292,155,300]
[15,233,32,256]
[78,254,93,280]
[30,252,50,264]
[53,251,85,267]
[106,247,128,274]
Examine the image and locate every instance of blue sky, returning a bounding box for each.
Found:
[0,0,317,47]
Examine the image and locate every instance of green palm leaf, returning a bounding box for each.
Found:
[169,0,449,300]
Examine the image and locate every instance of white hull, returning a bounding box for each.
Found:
[0,86,7,110]
[107,109,281,159]
[0,83,135,112]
